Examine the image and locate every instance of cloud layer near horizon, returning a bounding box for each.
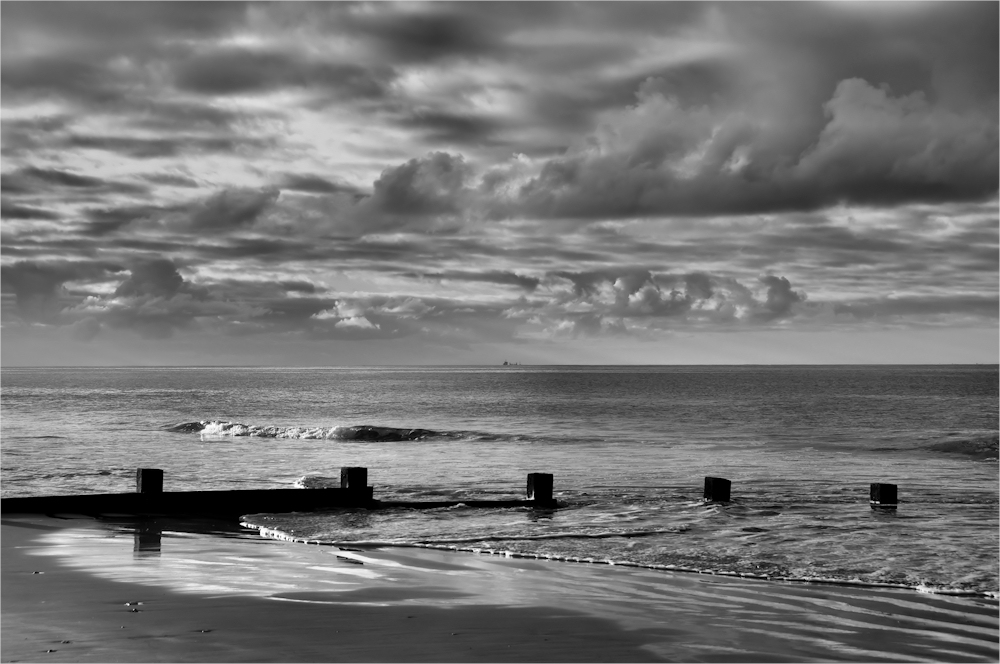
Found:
[2,1,997,364]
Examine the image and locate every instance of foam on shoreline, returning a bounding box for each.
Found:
[243,521,999,599]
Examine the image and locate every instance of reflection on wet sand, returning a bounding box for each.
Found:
[133,523,161,558]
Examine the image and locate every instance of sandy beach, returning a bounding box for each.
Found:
[3,513,997,663]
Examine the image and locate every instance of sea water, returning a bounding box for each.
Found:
[2,365,997,597]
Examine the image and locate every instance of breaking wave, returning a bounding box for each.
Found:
[925,435,999,461]
[166,420,439,441]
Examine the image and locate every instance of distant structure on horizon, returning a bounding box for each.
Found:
[502,360,521,366]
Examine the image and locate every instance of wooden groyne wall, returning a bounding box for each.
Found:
[1,468,899,519]
[0,468,558,518]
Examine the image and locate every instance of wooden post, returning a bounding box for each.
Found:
[136,468,163,494]
[340,467,368,492]
[527,473,553,504]
[870,483,898,509]
[704,476,731,502]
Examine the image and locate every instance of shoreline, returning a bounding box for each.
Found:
[246,521,999,600]
[3,514,998,662]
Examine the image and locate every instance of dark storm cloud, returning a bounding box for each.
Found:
[0,1,246,93]
[0,260,123,323]
[1,4,243,122]
[0,115,71,157]
[338,6,506,63]
[277,174,364,197]
[114,259,188,299]
[201,236,316,261]
[64,134,275,159]
[75,188,281,236]
[127,100,254,132]
[494,78,997,220]
[756,276,804,322]
[187,187,280,231]
[0,1,244,46]
[178,279,327,329]
[83,204,177,236]
[456,2,999,219]
[0,105,262,164]
[366,152,473,217]
[173,48,393,100]
[1,167,148,196]
[0,57,118,105]
[394,110,505,146]
[0,200,60,220]
[2,167,106,192]
[69,258,251,339]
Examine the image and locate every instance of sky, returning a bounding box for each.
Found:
[1,1,997,366]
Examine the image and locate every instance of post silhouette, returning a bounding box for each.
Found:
[704,476,731,502]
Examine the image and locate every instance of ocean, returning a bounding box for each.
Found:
[2,365,997,598]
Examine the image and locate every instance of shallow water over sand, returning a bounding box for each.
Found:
[19,516,1000,663]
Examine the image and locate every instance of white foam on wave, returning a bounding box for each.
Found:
[200,421,338,439]
[186,420,437,441]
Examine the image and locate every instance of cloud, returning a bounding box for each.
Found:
[65,258,253,339]
[489,77,997,220]
[113,259,187,299]
[417,271,541,292]
[756,275,804,322]
[337,6,507,63]
[1,2,246,103]
[186,187,281,231]
[368,152,473,216]
[279,280,317,294]
[79,188,281,236]
[335,316,379,330]
[269,152,484,236]
[0,200,60,220]
[173,48,393,100]
[0,3,995,363]
[0,260,124,323]
[1,167,147,196]
[83,204,172,236]
[516,270,812,337]
[64,134,275,159]
[277,174,365,197]
[394,110,506,146]
[832,295,999,323]
[797,79,998,204]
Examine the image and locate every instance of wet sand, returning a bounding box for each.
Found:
[3,514,997,662]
